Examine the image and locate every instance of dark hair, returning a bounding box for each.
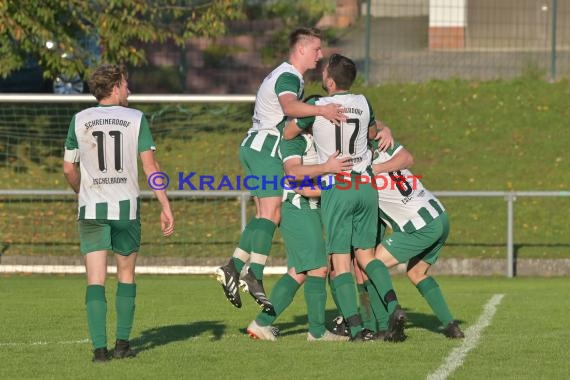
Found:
[88,64,128,101]
[326,53,356,90]
[289,27,322,50]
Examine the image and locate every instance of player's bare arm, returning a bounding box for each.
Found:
[63,161,80,194]
[372,122,394,151]
[284,164,322,198]
[293,187,321,198]
[283,151,352,180]
[283,118,304,140]
[140,150,175,237]
[372,147,414,175]
[279,93,346,124]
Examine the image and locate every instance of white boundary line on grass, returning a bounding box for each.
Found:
[0,339,90,347]
[0,265,288,275]
[0,334,255,347]
[426,293,505,380]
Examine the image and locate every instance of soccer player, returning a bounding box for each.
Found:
[284,53,406,342]
[370,140,465,338]
[246,130,352,341]
[216,27,346,313]
[63,64,175,362]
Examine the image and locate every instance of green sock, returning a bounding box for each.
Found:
[365,259,399,315]
[331,272,361,337]
[256,273,300,326]
[249,218,276,280]
[305,276,327,338]
[358,283,376,332]
[328,275,343,316]
[85,285,107,349]
[364,280,389,331]
[233,218,258,273]
[116,282,136,341]
[417,277,454,326]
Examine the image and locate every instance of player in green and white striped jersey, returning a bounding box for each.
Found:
[284,54,406,342]
[370,141,465,338]
[217,27,347,314]
[246,131,352,341]
[63,64,174,362]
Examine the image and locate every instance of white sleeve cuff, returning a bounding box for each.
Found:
[64,148,80,163]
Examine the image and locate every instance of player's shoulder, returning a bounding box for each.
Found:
[349,93,369,103]
[303,94,322,106]
[116,106,144,116]
[111,107,146,124]
[270,62,302,79]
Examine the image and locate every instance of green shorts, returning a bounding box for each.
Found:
[280,202,327,273]
[381,212,449,265]
[239,132,283,198]
[78,219,141,255]
[375,217,388,246]
[321,180,378,254]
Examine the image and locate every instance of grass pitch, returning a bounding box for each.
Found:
[0,274,568,379]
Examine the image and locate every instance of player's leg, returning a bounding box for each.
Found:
[363,277,390,338]
[236,144,282,311]
[330,253,367,341]
[79,220,111,362]
[407,212,464,338]
[111,219,140,358]
[247,201,304,340]
[248,195,280,278]
[216,146,259,309]
[239,195,280,313]
[322,183,377,341]
[364,219,390,338]
[231,215,257,273]
[353,258,377,334]
[305,265,349,341]
[283,205,340,340]
[353,184,406,342]
[230,198,261,275]
[327,258,350,336]
[248,268,303,341]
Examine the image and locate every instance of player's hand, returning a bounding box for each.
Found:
[161,210,175,237]
[325,151,353,173]
[321,103,347,125]
[375,126,394,152]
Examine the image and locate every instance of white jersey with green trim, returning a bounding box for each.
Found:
[248,62,304,136]
[279,134,320,210]
[373,144,445,233]
[309,94,373,175]
[66,106,154,220]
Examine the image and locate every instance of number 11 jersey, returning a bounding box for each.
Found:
[64,105,155,220]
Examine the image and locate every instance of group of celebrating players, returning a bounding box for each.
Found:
[215,27,465,342]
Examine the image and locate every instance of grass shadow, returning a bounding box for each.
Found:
[404,309,465,334]
[259,308,341,337]
[132,320,226,352]
[270,307,465,337]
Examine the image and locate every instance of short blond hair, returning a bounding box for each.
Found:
[289,27,322,51]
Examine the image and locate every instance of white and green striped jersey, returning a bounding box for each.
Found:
[279,133,320,210]
[247,62,304,137]
[372,141,445,233]
[296,93,375,178]
[64,105,155,220]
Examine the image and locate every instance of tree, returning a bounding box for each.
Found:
[0,0,245,80]
[253,0,335,65]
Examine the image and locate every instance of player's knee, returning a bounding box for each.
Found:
[287,268,306,285]
[406,265,428,285]
[308,266,328,278]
